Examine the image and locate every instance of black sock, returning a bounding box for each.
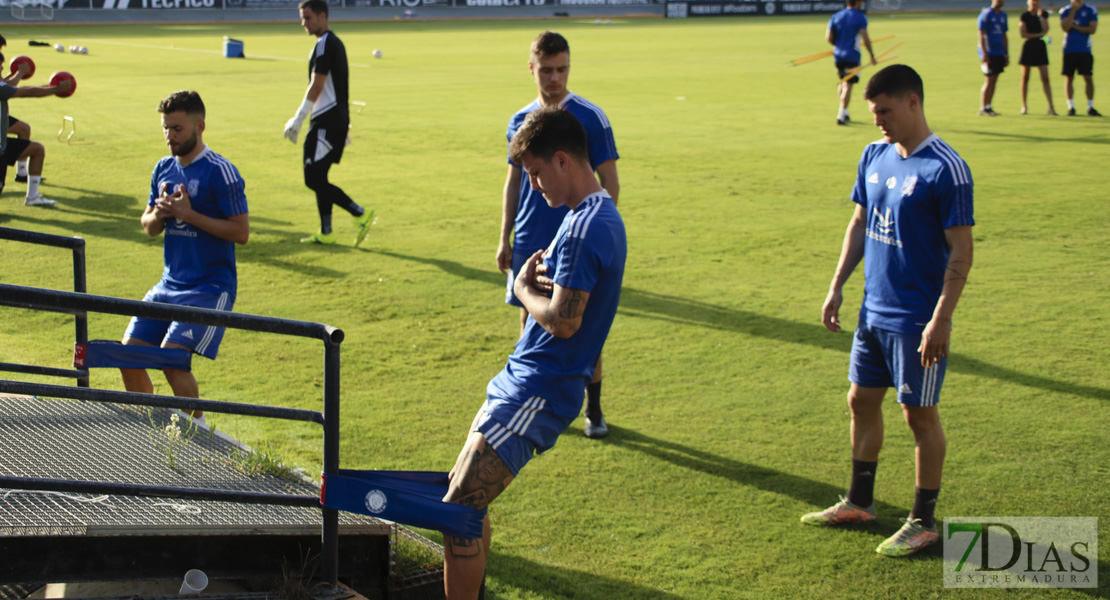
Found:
[320,214,333,235]
[910,487,940,529]
[585,381,602,418]
[847,459,878,508]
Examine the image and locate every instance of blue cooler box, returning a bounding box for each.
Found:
[223,37,244,58]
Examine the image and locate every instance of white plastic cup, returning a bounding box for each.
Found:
[179,569,209,595]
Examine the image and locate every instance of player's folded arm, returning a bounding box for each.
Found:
[541,284,589,339]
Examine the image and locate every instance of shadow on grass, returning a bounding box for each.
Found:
[951,129,1110,146]
[372,250,1110,402]
[4,185,355,279]
[597,424,906,518]
[619,289,1110,401]
[488,550,680,600]
[372,249,504,287]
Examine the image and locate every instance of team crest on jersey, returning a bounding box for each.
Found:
[900,175,918,197]
[886,176,897,190]
[187,179,200,198]
[873,207,895,234]
[867,172,879,184]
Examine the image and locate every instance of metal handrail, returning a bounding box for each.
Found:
[0,227,88,387]
[0,261,344,584]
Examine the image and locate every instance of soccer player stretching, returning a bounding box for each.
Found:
[121,90,249,426]
[802,65,974,557]
[446,107,626,598]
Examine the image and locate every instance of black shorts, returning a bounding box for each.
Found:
[303,120,347,167]
[836,61,861,84]
[3,137,31,166]
[983,54,1007,76]
[1062,52,1094,77]
[1020,39,1049,67]
[7,116,21,128]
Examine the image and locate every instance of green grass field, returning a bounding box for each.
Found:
[1,11,1108,599]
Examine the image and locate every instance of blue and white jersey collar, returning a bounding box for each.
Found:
[176,144,210,167]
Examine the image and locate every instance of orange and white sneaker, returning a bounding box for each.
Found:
[876,517,939,557]
[800,496,877,526]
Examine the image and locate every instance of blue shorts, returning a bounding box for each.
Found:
[123,284,234,361]
[475,391,577,476]
[504,251,533,308]
[848,322,946,407]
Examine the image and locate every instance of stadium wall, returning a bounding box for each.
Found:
[2,0,1062,24]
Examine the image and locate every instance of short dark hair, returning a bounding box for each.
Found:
[158,90,206,120]
[509,106,588,165]
[531,31,570,59]
[0,33,7,48]
[864,64,925,103]
[299,0,328,16]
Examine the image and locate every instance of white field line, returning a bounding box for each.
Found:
[73,38,370,67]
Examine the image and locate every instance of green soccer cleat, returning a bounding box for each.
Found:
[876,518,939,557]
[354,210,375,248]
[301,232,337,245]
[800,496,877,526]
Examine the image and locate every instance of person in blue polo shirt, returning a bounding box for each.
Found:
[827,0,876,125]
[498,31,620,439]
[1060,0,1100,116]
[978,0,1009,115]
[447,106,626,599]
[120,90,249,426]
[802,65,974,558]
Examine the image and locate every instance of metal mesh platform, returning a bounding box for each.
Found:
[0,394,388,537]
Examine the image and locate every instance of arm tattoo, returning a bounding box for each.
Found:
[557,289,585,320]
[945,260,971,283]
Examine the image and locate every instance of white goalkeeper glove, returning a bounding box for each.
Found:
[283,99,313,144]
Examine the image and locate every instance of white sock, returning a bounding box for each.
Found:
[1089,100,1096,110]
[1068,99,1076,109]
[16,160,28,177]
[26,175,41,199]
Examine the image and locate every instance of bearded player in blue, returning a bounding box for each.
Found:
[119,90,249,427]
[802,65,974,558]
[827,0,877,125]
[445,107,626,600]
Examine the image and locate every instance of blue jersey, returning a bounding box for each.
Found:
[851,135,974,334]
[978,8,1009,56]
[506,92,619,256]
[148,146,248,294]
[1060,3,1098,53]
[488,192,626,418]
[828,7,870,63]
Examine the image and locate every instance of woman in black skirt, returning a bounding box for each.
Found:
[1019,0,1058,114]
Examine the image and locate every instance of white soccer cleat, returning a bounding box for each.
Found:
[25,195,58,207]
[584,414,609,439]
